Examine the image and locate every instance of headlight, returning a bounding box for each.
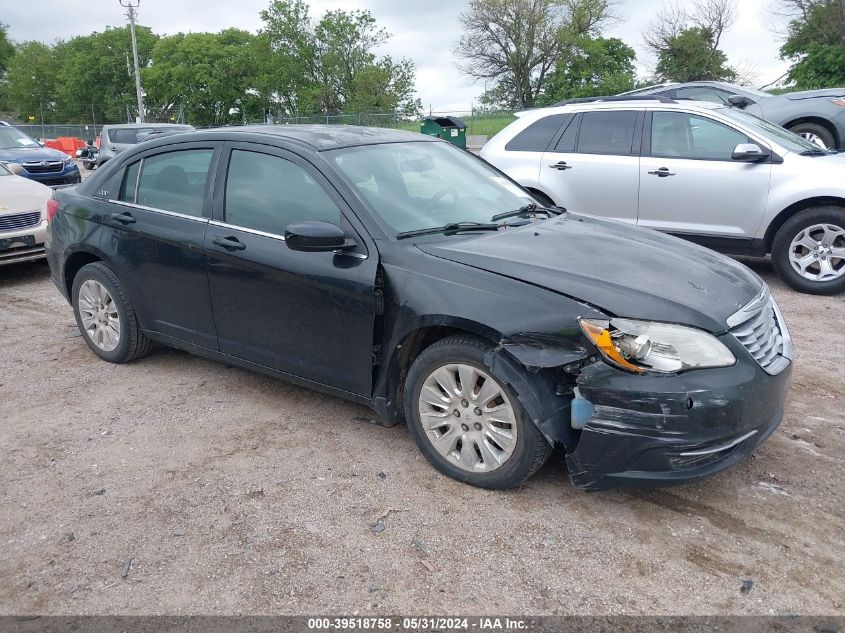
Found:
[65,155,76,165]
[578,318,736,374]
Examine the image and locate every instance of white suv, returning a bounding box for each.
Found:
[481,97,845,294]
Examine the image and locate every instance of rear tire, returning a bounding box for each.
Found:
[787,122,836,150]
[404,334,552,490]
[771,207,845,295]
[71,262,153,363]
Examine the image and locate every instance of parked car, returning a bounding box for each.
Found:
[45,126,793,491]
[96,123,194,167]
[620,81,845,149]
[0,125,81,187]
[0,162,53,265]
[481,97,845,295]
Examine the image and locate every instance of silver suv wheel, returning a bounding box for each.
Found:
[789,223,845,282]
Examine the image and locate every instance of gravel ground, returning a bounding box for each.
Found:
[0,253,843,616]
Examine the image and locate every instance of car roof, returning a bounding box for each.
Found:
[518,99,725,118]
[143,125,435,151]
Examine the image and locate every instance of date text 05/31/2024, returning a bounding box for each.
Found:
[307,617,527,630]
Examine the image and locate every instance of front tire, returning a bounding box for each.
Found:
[71,262,153,363]
[404,335,552,489]
[771,207,845,295]
[787,122,836,150]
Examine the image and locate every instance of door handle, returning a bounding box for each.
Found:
[648,167,676,177]
[110,211,136,224]
[212,236,246,251]
[549,161,573,171]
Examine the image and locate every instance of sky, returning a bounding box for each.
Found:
[2,0,792,113]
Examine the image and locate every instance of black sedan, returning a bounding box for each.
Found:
[44,126,794,490]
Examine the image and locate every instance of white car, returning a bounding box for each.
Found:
[0,162,53,265]
[481,97,845,295]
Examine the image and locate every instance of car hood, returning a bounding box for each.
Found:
[0,175,52,214]
[0,146,69,162]
[782,88,845,101]
[416,215,763,333]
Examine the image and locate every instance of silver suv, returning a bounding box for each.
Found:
[97,123,193,167]
[481,97,845,294]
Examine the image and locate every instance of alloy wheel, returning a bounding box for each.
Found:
[78,280,121,352]
[799,132,828,149]
[789,223,845,282]
[417,363,518,473]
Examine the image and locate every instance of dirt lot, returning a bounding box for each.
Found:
[0,256,843,616]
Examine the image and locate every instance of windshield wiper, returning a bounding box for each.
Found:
[396,222,501,240]
[491,202,564,222]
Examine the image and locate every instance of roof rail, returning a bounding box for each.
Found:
[552,95,677,106]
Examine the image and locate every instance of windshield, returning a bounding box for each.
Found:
[715,107,824,153]
[0,127,40,150]
[326,141,534,235]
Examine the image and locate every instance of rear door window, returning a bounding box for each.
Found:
[135,149,214,216]
[505,114,569,152]
[575,111,638,155]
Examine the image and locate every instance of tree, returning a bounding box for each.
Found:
[644,0,738,82]
[259,0,420,116]
[142,29,262,126]
[540,36,636,103]
[0,22,14,77]
[779,0,845,87]
[5,42,57,119]
[455,0,616,109]
[57,25,158,123]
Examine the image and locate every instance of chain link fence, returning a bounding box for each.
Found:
[3,107,518,143]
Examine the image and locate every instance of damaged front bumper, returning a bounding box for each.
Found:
[565,349,792,491]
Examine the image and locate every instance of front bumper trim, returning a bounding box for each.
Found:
[677,429,757,457]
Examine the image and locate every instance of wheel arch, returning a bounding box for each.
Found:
[373,319,506,427]
[784,116,839,147]
[765,197,845,251]
[63,250,104,299]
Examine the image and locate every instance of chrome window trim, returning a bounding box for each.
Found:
[107,199,208,223]
[209,220,285,241]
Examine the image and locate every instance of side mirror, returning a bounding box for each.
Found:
[728,95,753,109]
[285,221,353,252]
[731,143,768,162]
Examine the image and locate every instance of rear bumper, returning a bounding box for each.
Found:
[0,220,47,266]
[565,350,792,490]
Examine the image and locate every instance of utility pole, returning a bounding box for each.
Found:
[120,0,145,123]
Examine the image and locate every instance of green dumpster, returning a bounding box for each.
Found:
[420,115,467,149]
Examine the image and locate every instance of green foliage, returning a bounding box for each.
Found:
[654,27,736,82]
[539,36,636,104]
[259,1,420,116]
[57,25,159,122]
[142,29,261,126]
[0,0,420,125]
[5,42,57,118]
[0,22,14,77]
[781,1,845,88]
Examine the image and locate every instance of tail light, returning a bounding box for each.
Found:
[46,197,59,223]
